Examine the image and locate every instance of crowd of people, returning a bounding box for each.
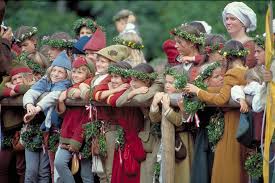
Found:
[0,1,275,183]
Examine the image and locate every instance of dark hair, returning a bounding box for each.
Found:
[189,22,206,33]
[133,63,154,73]
[0,1,5,23]
[112,61,132,70]
[205,34,226,47]
[223,40,246,70]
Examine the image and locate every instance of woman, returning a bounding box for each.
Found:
[222,1,257,68]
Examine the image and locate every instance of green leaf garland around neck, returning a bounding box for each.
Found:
[21,124,43,152]
[184,61,221,115]
[254,35,265,49]
[219,48,249,57]
[16,52,45,74]
[172,27,205,45]
[16,27,38,43]
[127,69,158,81]
[244,152,263,178]
[108,65,130,78]
[73,18,97,35]
[113,36,145,50]
[164,67,188,89]
[41,36,76,48]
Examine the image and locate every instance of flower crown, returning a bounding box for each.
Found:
[204,43,224,54]
[42,36,76,48]
[171,27,204,45]
[128,69,158,81]
[16,27,38,43]
[164,67,188,89]
[254,35,265,49]
[108,65,130,78]
[219,48,249,57]
[73,18,97,35]
[16,53,45,74]
[113,37,144,50]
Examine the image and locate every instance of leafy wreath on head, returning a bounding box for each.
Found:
[21,124,43,152]
[16,27,38,43]
[254,35,265,49]
[16,52,45,74]
[41,36,76,49]
[171,27,205,45]
[204,43,224,54]
[164,67,188,89]
[73,18,98,35]
[113,36,145,50]
[126,69,158,82]
[108,65,131,78]
[219,48,249,57]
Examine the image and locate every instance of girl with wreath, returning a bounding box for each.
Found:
[149,66,194,183]
[54,56,95,183]
[222,2,257,69]
[171,24,205,82]
[204,34,226,64]
[115,63,164,183]
[73,18,98,39]
[0,61,36,183]
[113,32,146,67]
[184,40,249,183]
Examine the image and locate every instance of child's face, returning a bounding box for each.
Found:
[130,77,147,89]
[20,39,36,54]
[165,75,177,94]
[209,52,225,63]
[254,45,265,66]
[96,56,110,74]
[85,50,97,65]
[79,26,93,38]
[174,36,192,56]
[50,66,67,83]
[205,67,224,87]
[115,19,127,33]
[48,47,63,62]
[11,73,24,85]
[72,66,89,84]
[111,74,124,88]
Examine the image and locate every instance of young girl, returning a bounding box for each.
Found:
[204,34,225,63]
[54,56,95,183]
[113,32,146,67]
[116,63,163,183]
[22,50,71,183]
[184,40,249,183]
[73,18,98,39]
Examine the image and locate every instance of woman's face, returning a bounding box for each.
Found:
[205,67,224,87]
[254,45,265,66]
[79,26,93,38]
[225,14,245,35]
[48,47,63,62]
[130,77,147,89]
[50,66,67,83]
[165,75,177,94]
[95,56,110,74]
[111,73,124,88]
[174,36,192,55]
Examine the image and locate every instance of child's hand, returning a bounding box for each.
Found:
[135,86,149,94]
[178,55,194,63]
[263,69,273,82]
[127,14,136,23]
[115,83,130,92]
[184,83,200,95]
[35,106,42,113]
[162,94,170,111]
[26,104,36,114]
[239,99,249,113]
[177,98,184,112]
[10,90,18,97]
[23,113,36,123]
[58,91,67,102]
[5,82,15,90]
[79,83,89,91]
[152,92,164,108]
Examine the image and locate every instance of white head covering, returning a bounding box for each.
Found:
[194,21,212,34]
[222,2,257,32]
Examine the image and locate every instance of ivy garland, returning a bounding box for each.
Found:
[113,37,145,50]
[41,36,76,48]
[16,27,38,43]
[2,135,13,148]
[164,67,188,89]
[244,152,263,178]
[73,18,97,35]
[21,124,43,152]
[127,69,158,81]
[16,53,45,74]
[108,65,130,78]
[48,133,60,153]
[150,123,161,138]
[153,162,161,183]
[204,43,224,54]
[206,112,224,152]
[219,48,249,57]
[254,35,265,49]
[171,27,205,45]
[183,62,221,115]
[115,126,125,150]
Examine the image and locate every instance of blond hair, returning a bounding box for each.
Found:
[46,66,71,82]
[244,68,263,84]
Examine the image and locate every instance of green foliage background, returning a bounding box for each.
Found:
[4,0,271,62]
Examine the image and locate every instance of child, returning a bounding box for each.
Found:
[116,63,163,183]
[73,18,98,39]
[22,50,72,183]
[113,9,138,35]
[113,32,146,67]
[204,34,226,63]
[83,27,106,65]
[184,40,249,183]
[54,56,95,183]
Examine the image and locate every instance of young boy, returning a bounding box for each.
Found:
[113,9,138,35]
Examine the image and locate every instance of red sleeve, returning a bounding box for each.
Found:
[0,87,12,97]
[106,90,126,107]
[194,54,204,65]
[92,83,109,101]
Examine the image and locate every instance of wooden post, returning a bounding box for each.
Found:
[161,105,175,183]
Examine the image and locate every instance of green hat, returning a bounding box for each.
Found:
[14,26,38,43]
[96,45,130,63]
[41,32,76,49]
